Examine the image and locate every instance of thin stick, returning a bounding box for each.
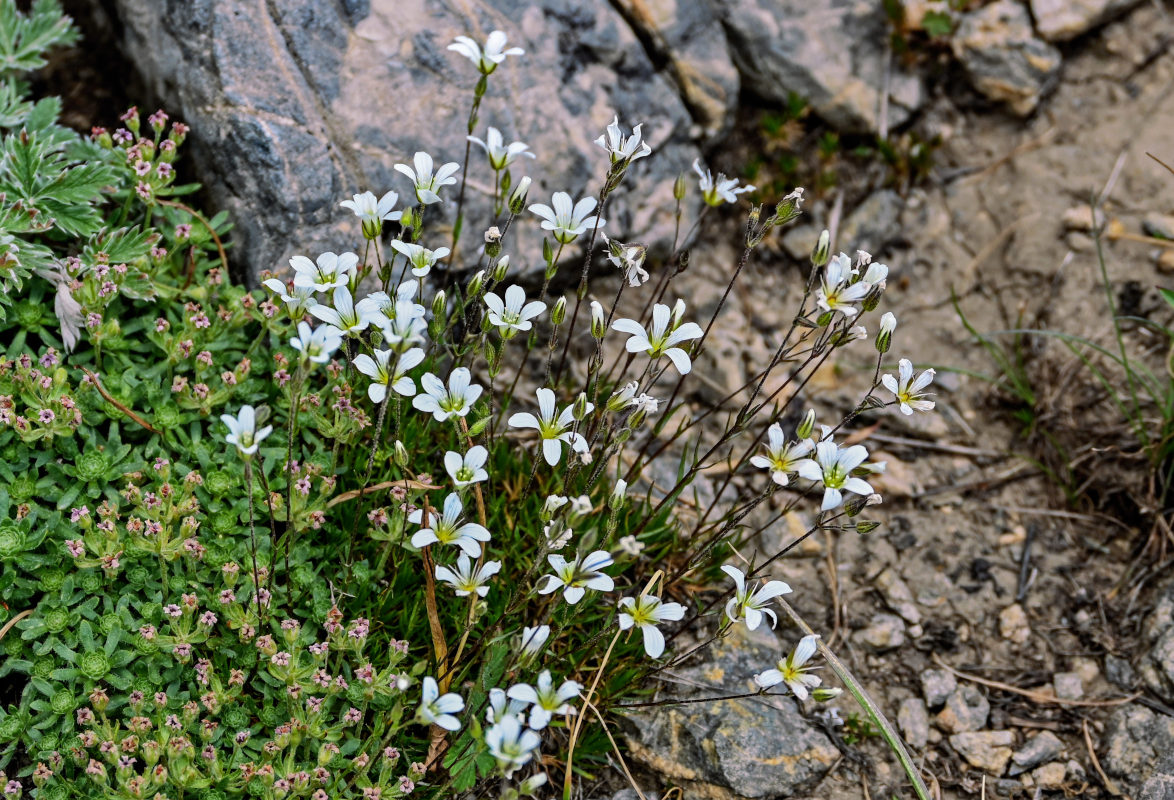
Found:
[82,369,158,434]
[1082,719,1124,796]
[0,609,32,641]
[931,654,1139,707]
[325,479,440,508]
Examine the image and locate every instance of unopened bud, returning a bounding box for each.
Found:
[550,296,566,325]
[855,520,881,534]
[509,175,531,215]
[492,255,510,283]
[590,300,606,339]
[796,409,816,440]
[542,495,568,522]
[671,299,686,326]
[609,479,628,509]
[607,381,638,412]
[811,229,830,267]
[393,440,409,469]
[467,270,485,298]
[432,290,447,319]
[573,392,591,421]
[674,172,687,200]
[811,687,843,702]
[876,312,895,353]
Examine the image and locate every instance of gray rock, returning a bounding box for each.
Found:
[898,697,930,750]
[1029,0,1146,42]
[949,730,1015,774]
[782,223,822,261]
[952,0,1062,116]
[622,625,839,798]
[1009,731,1064,775]
[1102,705,1174,798]
[935,685,990,733]
[858,612,907,651]
[109,0,704,281]
[609,0,740,137]
[921,668,957,708]
[1104,654,1136,689]
[718,0,924,134]
[1140,579,1174,705]
[1053,671,1084,700]
[1143,213,1174,240]
[876,567,922,625]
[837,190,905,257]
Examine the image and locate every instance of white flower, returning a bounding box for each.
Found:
[603,234,648,286]
[537,550,614,604]
[484,284,546,337]
[445,445,489,487]
[340,190,401,238]
[308,286,377,336]
[379,307,428,352]
[567,495,592,518]
[448,30,524,75]
[617,534,644,556]
[289,320,341,365]
[794,440,875,512]
[412,368,483,421]
[290,252,358,293]
[721,565,792,631]
[543,521,573,550]
[484,715,541,776]
[879,312,897,336]
[263,278,318,316]
[749,423,814,486]
[409,492,492,557]
[612,302,703,374]
[541,495,569,520]
[881,358,936,415]
[507,671,582,730]
[692,158,754,206]
[486,687,528,725]
[357,286,426,329]
[352,347,424,403]
[507,387,592,466]
[435,553,501,597]
[394,152,460,205]
[617,594,686,659]
[861,261,888,287]
[519,625,549,658]
[753,635,822,699]
[220,405,273,457]
[468,127,535,171]
[528,192,605,244]
[816,253,871,318]
[594,116,651,165]
[389,241,450,278]
[416,676,464,731]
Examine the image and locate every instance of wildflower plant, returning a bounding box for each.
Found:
[0,8,937,800]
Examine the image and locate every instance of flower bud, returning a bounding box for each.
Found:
[393,440,409,469]
[431,290,447,320]
[467,270,485,298]
[590,300,606,339]
[573,392,590,421]
[674,172,687,201]
[811,687,843,702]
[671,298,686,326]
[484,226,502,259]
[796,409,816,440]
[550,296,566,325]
[609,479,627,510]
[361,217,382,240]
[509,176,531,215]
[811,229,830,267]
[519,773,548,796]
[492,255,510,283]
[855,520,880,534]
[876,312,895,353]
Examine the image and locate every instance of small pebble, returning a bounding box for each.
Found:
[1053,671,1084,700]
[898,698,930,750]
[936,686,990,733]
[921,668,957,708]
[1033,762,1067,789]
[950,730,1015,773]
[999,603,1031,644]
[1009,731,1064,775]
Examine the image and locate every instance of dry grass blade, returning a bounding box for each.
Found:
[1082,719,1125,797]
[81,368,158,434]
[0,609,33,641]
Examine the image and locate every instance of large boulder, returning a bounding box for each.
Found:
[110,0,704,282]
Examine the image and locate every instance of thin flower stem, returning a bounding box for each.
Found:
[243,461,265,623]
[554,181,613,385]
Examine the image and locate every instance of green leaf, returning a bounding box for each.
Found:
[921,10,955,37]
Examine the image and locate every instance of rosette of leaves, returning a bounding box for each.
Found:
[0,492,57,614]
[46,424,146,509]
